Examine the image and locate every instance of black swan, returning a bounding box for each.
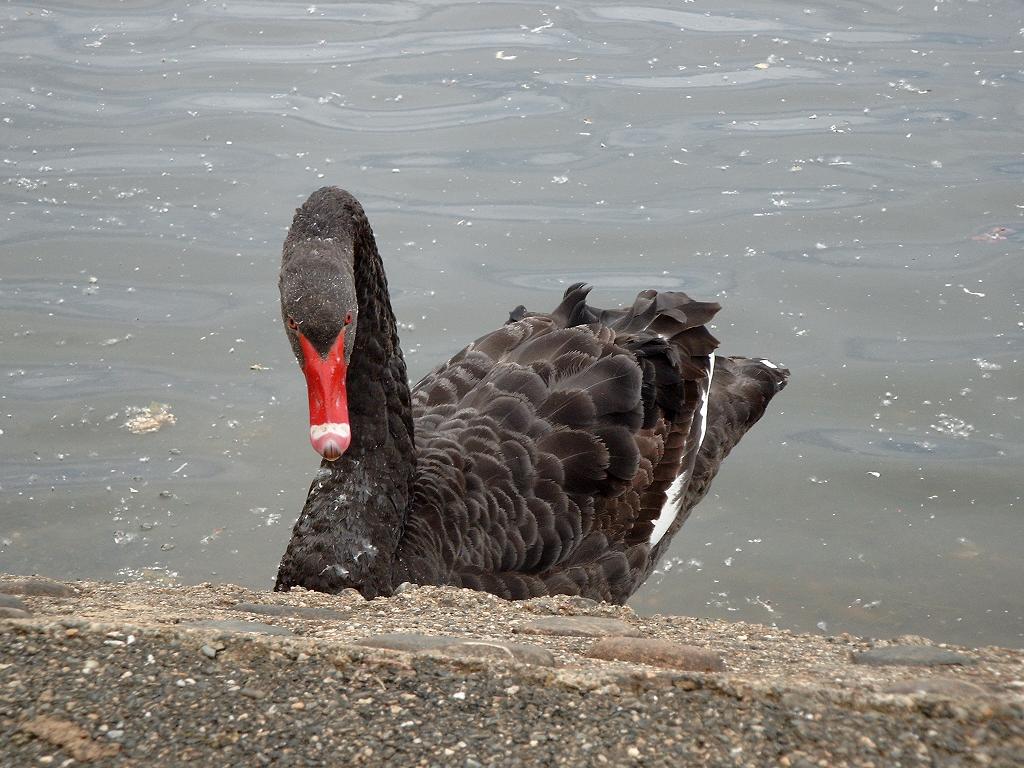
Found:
[274,186,788,602]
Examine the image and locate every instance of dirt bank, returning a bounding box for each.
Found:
[1,575,1021,766]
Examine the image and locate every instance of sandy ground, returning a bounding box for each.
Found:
[1,574,1022,767]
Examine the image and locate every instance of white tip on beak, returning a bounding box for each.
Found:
[310,422,352,460]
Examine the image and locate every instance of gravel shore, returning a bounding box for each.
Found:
[1,575,1021,767]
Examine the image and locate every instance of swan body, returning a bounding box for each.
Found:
[274,187,788,602]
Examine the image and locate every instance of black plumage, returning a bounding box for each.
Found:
[274,187,789,603]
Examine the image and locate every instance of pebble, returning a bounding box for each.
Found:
[0,594,28,610]
[515,616,641,638]
[233,601,350,621]
[200,644,219,659]
[357,633,556,666]
[0,607,33,619]
[0,577,76,598]
[18,716,120,761]
[852,646,974,667]
[357,632,458,652]
[523,595,602,614]
[183,619,294,636]
[435,640,555,667]
[586,637,725,671]
[883,677,990,697]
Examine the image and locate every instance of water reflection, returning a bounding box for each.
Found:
[1,0,1021,648]
[846,336,1023,364]
[491,268,724,295]
[0,279,234,324]
[0,455,224,489]
[791,428,1008,462]
[2,364,179,400]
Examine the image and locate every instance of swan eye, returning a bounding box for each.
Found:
[344,312,353,326]
[286,317,299,331]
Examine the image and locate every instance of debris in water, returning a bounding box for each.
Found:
[249,363,270,371]
[100,334,133,347]
[495,51,517,61]
[931,413,974,438]
[971,225,1013,242]
[200,528,224,545]
[951,537,981,560]
[123,403,177,434]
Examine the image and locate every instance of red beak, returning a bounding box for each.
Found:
[298,331,351,460]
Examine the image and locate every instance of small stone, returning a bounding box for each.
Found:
[239,687,267,699]
[200,644,219,659]
[0,594,28,610]
[19,716,120,761]
[515,616,641,638]
[358,633,556,666]
[105,730,124,740]
[357,633,461,653]
[182,620,293,636]
[0,577,76,598]
[521,595,603,615]
[852,646,974,667]
[586,637,724,671]
[562,596,601,611]
[886,634,934,646]
[290,701,305,710]
[0,607,32,619]
[437,641,556,667]
[233,602,350,621]
[883,677,990,697]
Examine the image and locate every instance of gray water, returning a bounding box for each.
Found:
[1,1,1021,648]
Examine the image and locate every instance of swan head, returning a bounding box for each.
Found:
[280,189,363,461]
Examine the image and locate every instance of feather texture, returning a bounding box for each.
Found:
[275,188,789,604]
[391,283,788,602]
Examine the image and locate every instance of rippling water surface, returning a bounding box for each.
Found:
[2,1,1021,647]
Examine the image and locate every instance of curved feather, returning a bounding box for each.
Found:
[392,283,787,602]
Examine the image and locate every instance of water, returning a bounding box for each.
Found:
[1,1,1021,648]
